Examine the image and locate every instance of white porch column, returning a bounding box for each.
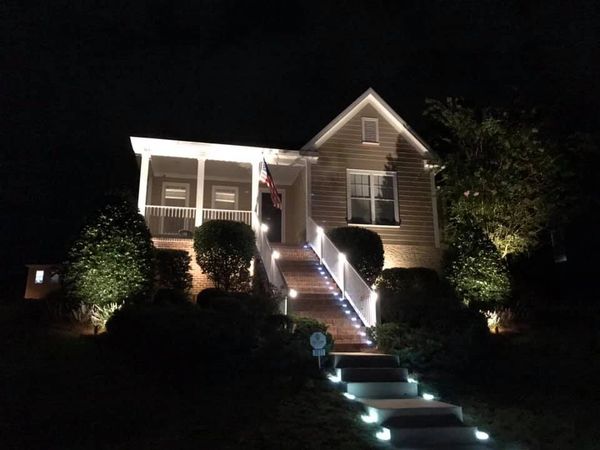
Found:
[195,158,206,227]
[251,159,260,232]
[137,151,150,215]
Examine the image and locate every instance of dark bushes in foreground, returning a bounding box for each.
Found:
[370,267,489,372]
[106,291,329,380]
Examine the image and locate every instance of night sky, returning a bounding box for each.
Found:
[2,1,599,295]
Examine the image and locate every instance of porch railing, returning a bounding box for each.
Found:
[203,208,252,225]
[307,217,379,327]
[144,205,253,236]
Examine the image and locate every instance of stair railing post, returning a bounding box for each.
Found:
[339,252,346,300]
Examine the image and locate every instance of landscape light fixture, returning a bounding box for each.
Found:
[475,430,490,441]
[375,427,391,441]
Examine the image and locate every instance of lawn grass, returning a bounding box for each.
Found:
[0,301,383,450]
[418,316,600,450]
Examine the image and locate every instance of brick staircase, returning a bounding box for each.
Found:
[272,244,371,352]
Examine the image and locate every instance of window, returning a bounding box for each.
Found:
[362,117,379,144]
[164,187,187,200]
[347,170,399,225]
[211,186,239,210]
[35,270,44,284]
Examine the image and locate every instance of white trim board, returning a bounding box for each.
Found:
[301,87,434,158]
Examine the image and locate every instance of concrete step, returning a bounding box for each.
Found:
[347,381,418,399]
[332,353,400,368]
[361,398,464,424]
[383,415,481,447]
[340,367,408,382]
[334,342,372,352]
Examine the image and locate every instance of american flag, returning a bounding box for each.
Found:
[260,158,281,209]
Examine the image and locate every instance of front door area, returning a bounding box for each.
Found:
[260,191,284,243]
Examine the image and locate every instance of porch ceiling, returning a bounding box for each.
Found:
[151,156,302,186]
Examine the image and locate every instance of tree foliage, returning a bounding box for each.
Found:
[445,219,511,308]
[193,220,255,292]
[426,98,572,258]
[327,226,384,285]
[64,197,155,306]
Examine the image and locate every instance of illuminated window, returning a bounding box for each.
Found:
[35,270,44,284]
[164,187,187,200]
[362,117,379,144]
[212,186,239,210]
[347,170,399,225]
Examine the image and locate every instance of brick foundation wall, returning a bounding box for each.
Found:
[383,244,442,272]
[153,238,213,294]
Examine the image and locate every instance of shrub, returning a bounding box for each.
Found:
[445,220,511,308]
[368,304,489,372]
[106,302,260,375]
[193,220,255,292]
[64,197,154,307]
[292,317,334,353]
[376,268,442,323]
[154,249,192,294]
[327,227,384,285]
[153,287,190,305]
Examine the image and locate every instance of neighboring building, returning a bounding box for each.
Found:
[131,88,441,297]
[24,264,61,299]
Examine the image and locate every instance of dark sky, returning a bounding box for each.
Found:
[1,0,599,291]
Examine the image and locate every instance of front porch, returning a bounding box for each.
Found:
[132,137,310,244]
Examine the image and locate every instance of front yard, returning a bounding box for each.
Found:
[0,301,382,450]
[419,310,600,449]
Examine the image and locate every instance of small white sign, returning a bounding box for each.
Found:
[310,331,327,350]
[312,348,326,357]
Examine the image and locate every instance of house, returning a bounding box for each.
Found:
[24,264,61,299]
[131,88,441,343]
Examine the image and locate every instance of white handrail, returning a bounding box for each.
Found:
[253,212,288,314]
[306,217,379,327]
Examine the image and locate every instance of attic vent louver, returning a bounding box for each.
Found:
[362,117,379,144]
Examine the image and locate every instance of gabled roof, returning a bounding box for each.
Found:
[301,87,435,159]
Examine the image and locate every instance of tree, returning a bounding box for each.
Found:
[64,197,155,307]
[193,220,255,292]
[445,219,511,308]
[425,98,572,258]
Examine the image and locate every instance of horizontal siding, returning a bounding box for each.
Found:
[311,103,436,247]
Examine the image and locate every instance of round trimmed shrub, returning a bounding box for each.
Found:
[327,226,384,285]
[64,197,154,306]
[193,220,255,292]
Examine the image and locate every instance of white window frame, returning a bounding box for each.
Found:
[346,169,399,226]
[161,182,190,206]
[160,181,191,234]
[361,117,380,144]
[211,185,239,209]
